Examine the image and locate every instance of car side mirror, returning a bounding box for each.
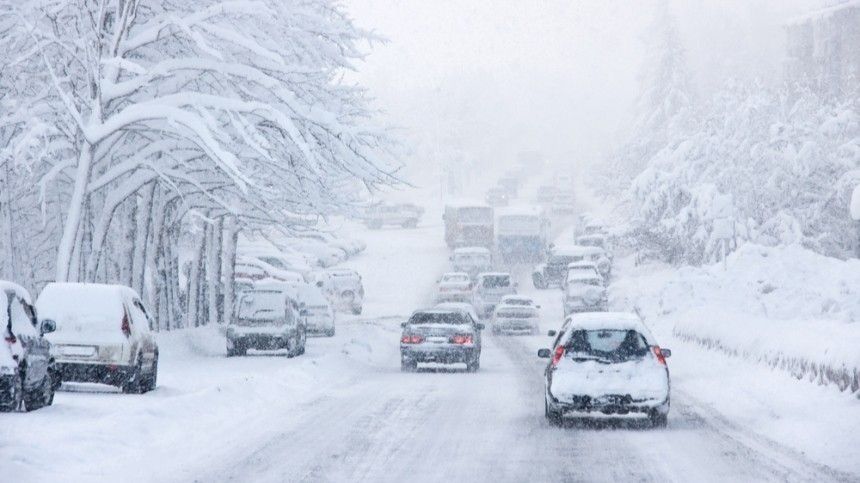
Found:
[537,348,551,358]
[40,319,57,335]
[476,323,485,331]
[661,348,672,358]
[547,330,557,337]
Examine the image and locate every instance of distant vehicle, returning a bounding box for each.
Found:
[326,268,364,315]
[498,294,540,309]
[533,244,595,289]
[485,187,510,207]
[491,304,540,335]
[435,272,473,304]
[538,312,671,427]
[552,190,576,214]
[472,272,517,318]
[563,261,603,289]
[536,185,558,204]
[399,309,484,372]
[495,206,549,262]
[38,283,159,394]
[450,247,493,279]
[443,202,494,248]
[364,203,424,229]
[563,272,607,315]
[1,282,56,412]
[227,287,307,357]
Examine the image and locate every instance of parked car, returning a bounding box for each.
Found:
[491,304,540,335]
[326,268,364,315]
[399,309,484,372]
[364,203,424,229]
[450,247,493,279]
[472,272,517,318]
[538,312,671,427]
[562,272,607,316]
[435,272,473,304]
[226,287,307,357]
[498,294,540,309]
[1,281,56,412]
[38,283,159,393]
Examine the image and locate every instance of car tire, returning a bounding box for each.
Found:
[0,372,24,412]
[545,399,563,427]
[400,359,417,372]
[649,410,668,428]
[24,374,54,411]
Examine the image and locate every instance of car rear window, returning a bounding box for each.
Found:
[408,312,468,325]
[482,276,510,288]
[565,329,649,362]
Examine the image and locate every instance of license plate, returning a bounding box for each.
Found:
[61,345,97,357]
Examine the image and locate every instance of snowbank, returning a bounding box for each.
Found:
[611,244,860,393]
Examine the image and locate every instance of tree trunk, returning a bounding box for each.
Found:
[56,144,94,282]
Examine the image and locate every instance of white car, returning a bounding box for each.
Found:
[472,272,517,318]
[326,268,364,315]
[491,304,540,335]
[450,247,493,279]
[38,283,159,393]
[538,312,672,427]
[563,272,607,315]
[435,272,473,303]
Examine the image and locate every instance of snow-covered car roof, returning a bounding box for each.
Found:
[563,312,656,342]
[0,280,32,304]
[552,245,604,257]
[453,247,491,255]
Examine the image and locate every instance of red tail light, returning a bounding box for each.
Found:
[400,335,423,344]
[121,313,131,338]
[652,346,667,366]
[551,345,565,367]
[450,334,473,345]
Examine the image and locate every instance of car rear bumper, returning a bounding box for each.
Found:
[401,346,478,364]
[57,362,135,385]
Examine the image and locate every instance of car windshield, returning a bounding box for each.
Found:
[481,276,510,288]
[408,312,469,325]
[565,329,649,362]
[236,291,284,323]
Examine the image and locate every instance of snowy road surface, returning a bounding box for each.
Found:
[3,213,858,482]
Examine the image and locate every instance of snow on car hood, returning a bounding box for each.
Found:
[550,358,668,402]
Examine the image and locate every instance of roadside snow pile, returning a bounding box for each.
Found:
[611,243,860,393]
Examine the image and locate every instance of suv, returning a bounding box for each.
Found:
[1,282,57,411]
[38,283,159,393]
[538,312,671,427]
[400,309,484,372]
[326,268,364,315]
[364,203,424,229]
[227,287,307,356]
[472,273,517,318]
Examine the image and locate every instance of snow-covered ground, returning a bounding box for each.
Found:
[2,188,859,482]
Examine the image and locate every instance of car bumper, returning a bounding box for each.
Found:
[56,362,135,385]
[401,346,478,364]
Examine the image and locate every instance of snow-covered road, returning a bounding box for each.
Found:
[3,209,857,482]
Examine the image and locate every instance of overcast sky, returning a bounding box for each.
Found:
[342,0,823,183]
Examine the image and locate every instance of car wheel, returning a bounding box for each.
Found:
[121,358,144,394]
[0,372,24,412]
[400,359,417,372]
[24,374,53,411]
[545,399,563,427]
[649,410,668,428]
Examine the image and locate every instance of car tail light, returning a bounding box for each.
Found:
[450,334,473,344]
[551,345,565,367]
[652,346,667,366]
[121,313,131,338]
[400,335,423,344]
